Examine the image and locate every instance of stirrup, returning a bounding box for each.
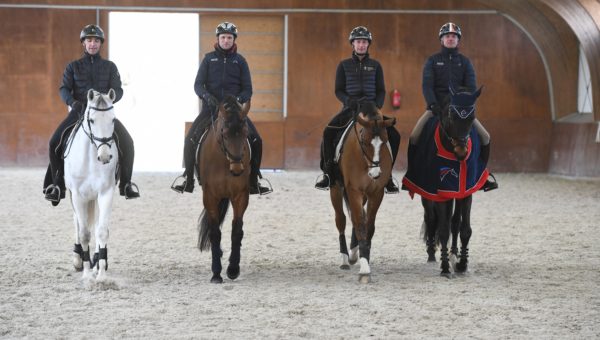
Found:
[384,177,400,194]
[44,185,62,206]
[482,173,499,192]
[170,175,187,193]
[122,182,140,199]
[315,173,331,191]
[250,177,273,195]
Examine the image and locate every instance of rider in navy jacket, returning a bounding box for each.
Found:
[171,21,271,195]
[409,22,497,192]
[422,46,476,110]
[44,24,139,206]
[315,26,400,193]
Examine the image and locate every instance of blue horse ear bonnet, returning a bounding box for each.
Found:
[450,87,482,107]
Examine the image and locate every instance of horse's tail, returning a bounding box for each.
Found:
[197,198,230,252]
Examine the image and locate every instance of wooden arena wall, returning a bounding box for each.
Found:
[1,0,599,176]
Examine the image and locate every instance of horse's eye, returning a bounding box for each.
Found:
[89,119,95,124]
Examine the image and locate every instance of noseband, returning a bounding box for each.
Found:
[84,105,115,151]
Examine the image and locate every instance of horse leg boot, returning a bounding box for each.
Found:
[358,239,372,283]
[115,120,140,199]
[227,219,243,280]
[210,226,224,283]
[384,125,401,194]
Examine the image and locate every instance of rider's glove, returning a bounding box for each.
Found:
[203,93,219,108]
[429,103,442,116]
[71,101,84,114]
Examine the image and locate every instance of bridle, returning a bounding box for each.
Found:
[355,116,385,169]
[439,104,474,147]
[214,115,247,165]
[83,105,115,151]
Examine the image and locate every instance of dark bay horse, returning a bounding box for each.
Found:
[197,95,251,283]
[330,102,396,283]
[402,87,487,278]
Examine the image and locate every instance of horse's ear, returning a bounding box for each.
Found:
[87,89,95,102]
[474,86,483,98]
[356,112,369,126]
[449,85,456,96]
[383,116,396,127]
[240,100,251,118]
[108,88,116,102]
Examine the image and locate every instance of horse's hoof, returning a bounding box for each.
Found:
[455,261,468,273]
[340,264,350,270]
[440,271,454,279]
[210,274,223,284]
[358,274,372,284]
[226,266,240,280]
[427,257,436,263]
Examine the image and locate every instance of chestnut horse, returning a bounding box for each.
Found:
[196,95,251,283]
[329,102,396,283]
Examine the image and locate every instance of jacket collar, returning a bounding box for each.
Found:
[441,46,459,57]
[351,51,370,62]
[214,43,238,56]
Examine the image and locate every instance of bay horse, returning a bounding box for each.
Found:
[64,89,119,281]
[197,95,251,284]
[402,87,487,278]
[329,102,396,283]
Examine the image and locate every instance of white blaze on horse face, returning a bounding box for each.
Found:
[368,136,383,179]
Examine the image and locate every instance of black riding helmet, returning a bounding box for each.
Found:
[439,22,462,40]
[80,24,105,43]
[348,26,372,44]
[216,22,238,38]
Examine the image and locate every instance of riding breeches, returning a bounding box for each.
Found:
[45,108,135,190]
[410,109,490,146]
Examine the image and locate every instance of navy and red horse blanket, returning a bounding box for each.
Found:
[402,117,489,202]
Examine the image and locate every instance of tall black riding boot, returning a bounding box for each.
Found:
[248,136,271,195]
[480,142,498,192]
[315,128,337,190]
[115,120,140,199]
[384,126,401,194]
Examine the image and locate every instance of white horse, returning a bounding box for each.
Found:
[64,89,118,281]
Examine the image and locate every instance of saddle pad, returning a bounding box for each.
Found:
[402,116,488,201]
